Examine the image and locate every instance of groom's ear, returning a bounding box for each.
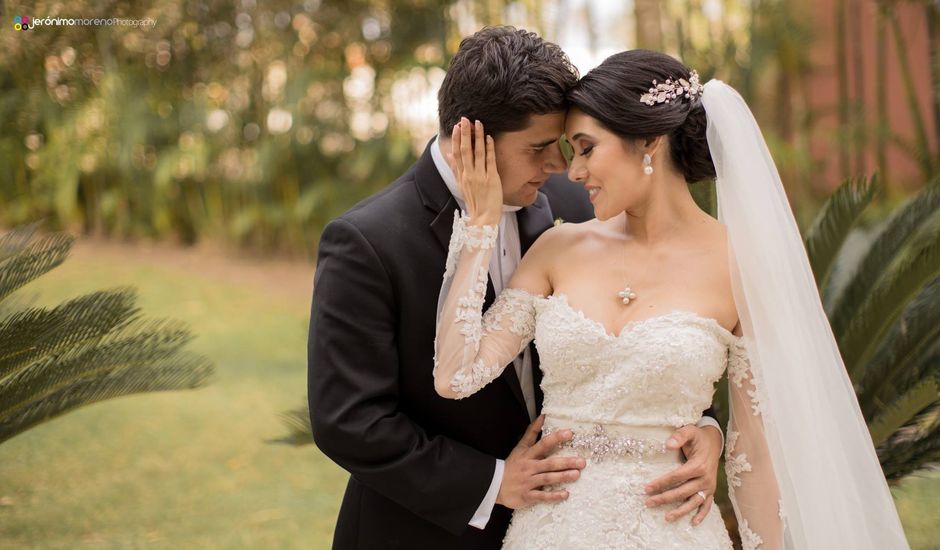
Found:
[438,132,457,172]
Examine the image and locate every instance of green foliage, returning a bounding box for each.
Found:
[0,225,213,444]
[878,403,940,481]
[0,0,453,257]
[277,402,314,446]
[827,184,940,339]
[805,176,877,289]
[804,178,940,479]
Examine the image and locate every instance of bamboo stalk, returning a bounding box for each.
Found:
[928,1,940,162]
[851,0,866,176]
[877,3,889,186]
[836,0,850,181]
[889,6,935,178]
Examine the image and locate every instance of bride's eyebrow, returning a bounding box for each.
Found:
[569,132,594,142]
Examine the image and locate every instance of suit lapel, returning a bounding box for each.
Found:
[418,140,528,412]
[429,195,459,253]
[516,192,554,256]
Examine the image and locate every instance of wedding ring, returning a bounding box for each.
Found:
[696,490,707,502]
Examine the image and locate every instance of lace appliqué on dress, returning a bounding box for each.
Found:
[435,213,536,399]
[483,287,537,338]
[724,429,752,500]
[448,289,537,398]
[455,266,489,348]
[739,520,765,550]
[728,341,766,416]
[448,357,500,398]
[443,211,496,280]
[724,340,782,550]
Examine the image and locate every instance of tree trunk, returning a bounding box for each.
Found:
[634,0,663,50]
[836,0,850,181]
[877,3,889,186]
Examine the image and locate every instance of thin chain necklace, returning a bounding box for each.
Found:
[617,214,641,306]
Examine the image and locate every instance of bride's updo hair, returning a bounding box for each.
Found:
[566,50,716,184]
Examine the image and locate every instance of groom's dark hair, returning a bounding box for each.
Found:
[438,26,578,136]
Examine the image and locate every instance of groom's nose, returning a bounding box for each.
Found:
[542,142,566,173]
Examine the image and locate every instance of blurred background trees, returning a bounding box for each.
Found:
[2,0,453,255]
[3,0,935,256]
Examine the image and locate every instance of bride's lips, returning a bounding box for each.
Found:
[585,185,600,202]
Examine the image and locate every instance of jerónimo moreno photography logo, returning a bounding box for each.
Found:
[10,15,157,30]
[13,16,33,31]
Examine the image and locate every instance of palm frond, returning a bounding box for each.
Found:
[877,402,940,481]
[0,231,73,303]
[0,319,195,422]
[0,222,41,262]
[804,176,877,289]
[276,403,314,446]
[0,225,214,444]
[856,277,940,418]
[888,337,940,407]
[0,289,140,381]
[868,377,938,447]
[0,353,211,442]
[828,182,940,337]
[838,224,940,377]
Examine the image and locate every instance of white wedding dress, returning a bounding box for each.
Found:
[434,214,782,550]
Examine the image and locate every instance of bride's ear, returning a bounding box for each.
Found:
[640,135,666,157]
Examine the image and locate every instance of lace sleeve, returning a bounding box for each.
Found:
[433,212,537,399]
[725,340,784,550]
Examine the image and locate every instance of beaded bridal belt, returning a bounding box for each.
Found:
[542,419,681,464]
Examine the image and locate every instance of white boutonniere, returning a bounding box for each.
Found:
[553,217,565,226]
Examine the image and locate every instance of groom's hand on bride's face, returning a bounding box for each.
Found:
[643,424,722,526]
[496,414,587,510]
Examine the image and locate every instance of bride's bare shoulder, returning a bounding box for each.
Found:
[700,216,730,254]
[529,218,605,253]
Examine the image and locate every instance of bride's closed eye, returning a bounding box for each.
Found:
[579,144,594,156]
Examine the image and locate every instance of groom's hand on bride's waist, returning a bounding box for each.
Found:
[496,414,587,510]
[643,424,722,526]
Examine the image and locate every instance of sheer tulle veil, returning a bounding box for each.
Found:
[702,80,909,549]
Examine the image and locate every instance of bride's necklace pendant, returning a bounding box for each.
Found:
[618,286,637,305]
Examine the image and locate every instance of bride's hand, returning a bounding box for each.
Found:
[452,117,502,227]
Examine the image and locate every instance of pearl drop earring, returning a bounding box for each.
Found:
[643,154,654,175]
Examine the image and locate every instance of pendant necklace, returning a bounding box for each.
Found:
[617,215,639,305]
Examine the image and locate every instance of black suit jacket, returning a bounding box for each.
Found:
[308,142,593,549]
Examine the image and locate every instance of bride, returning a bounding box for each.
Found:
[433,50,908,549]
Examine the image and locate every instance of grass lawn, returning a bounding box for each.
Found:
[0,240,344,549]
[0,238,936,548]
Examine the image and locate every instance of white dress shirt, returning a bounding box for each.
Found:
[430,136,722,530]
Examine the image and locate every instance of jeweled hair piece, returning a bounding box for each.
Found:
[640,70,703,106]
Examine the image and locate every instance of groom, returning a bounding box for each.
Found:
[308,26,724,549]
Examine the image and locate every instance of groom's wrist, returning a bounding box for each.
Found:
[696,416,724,455]
[468,459,503,529]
